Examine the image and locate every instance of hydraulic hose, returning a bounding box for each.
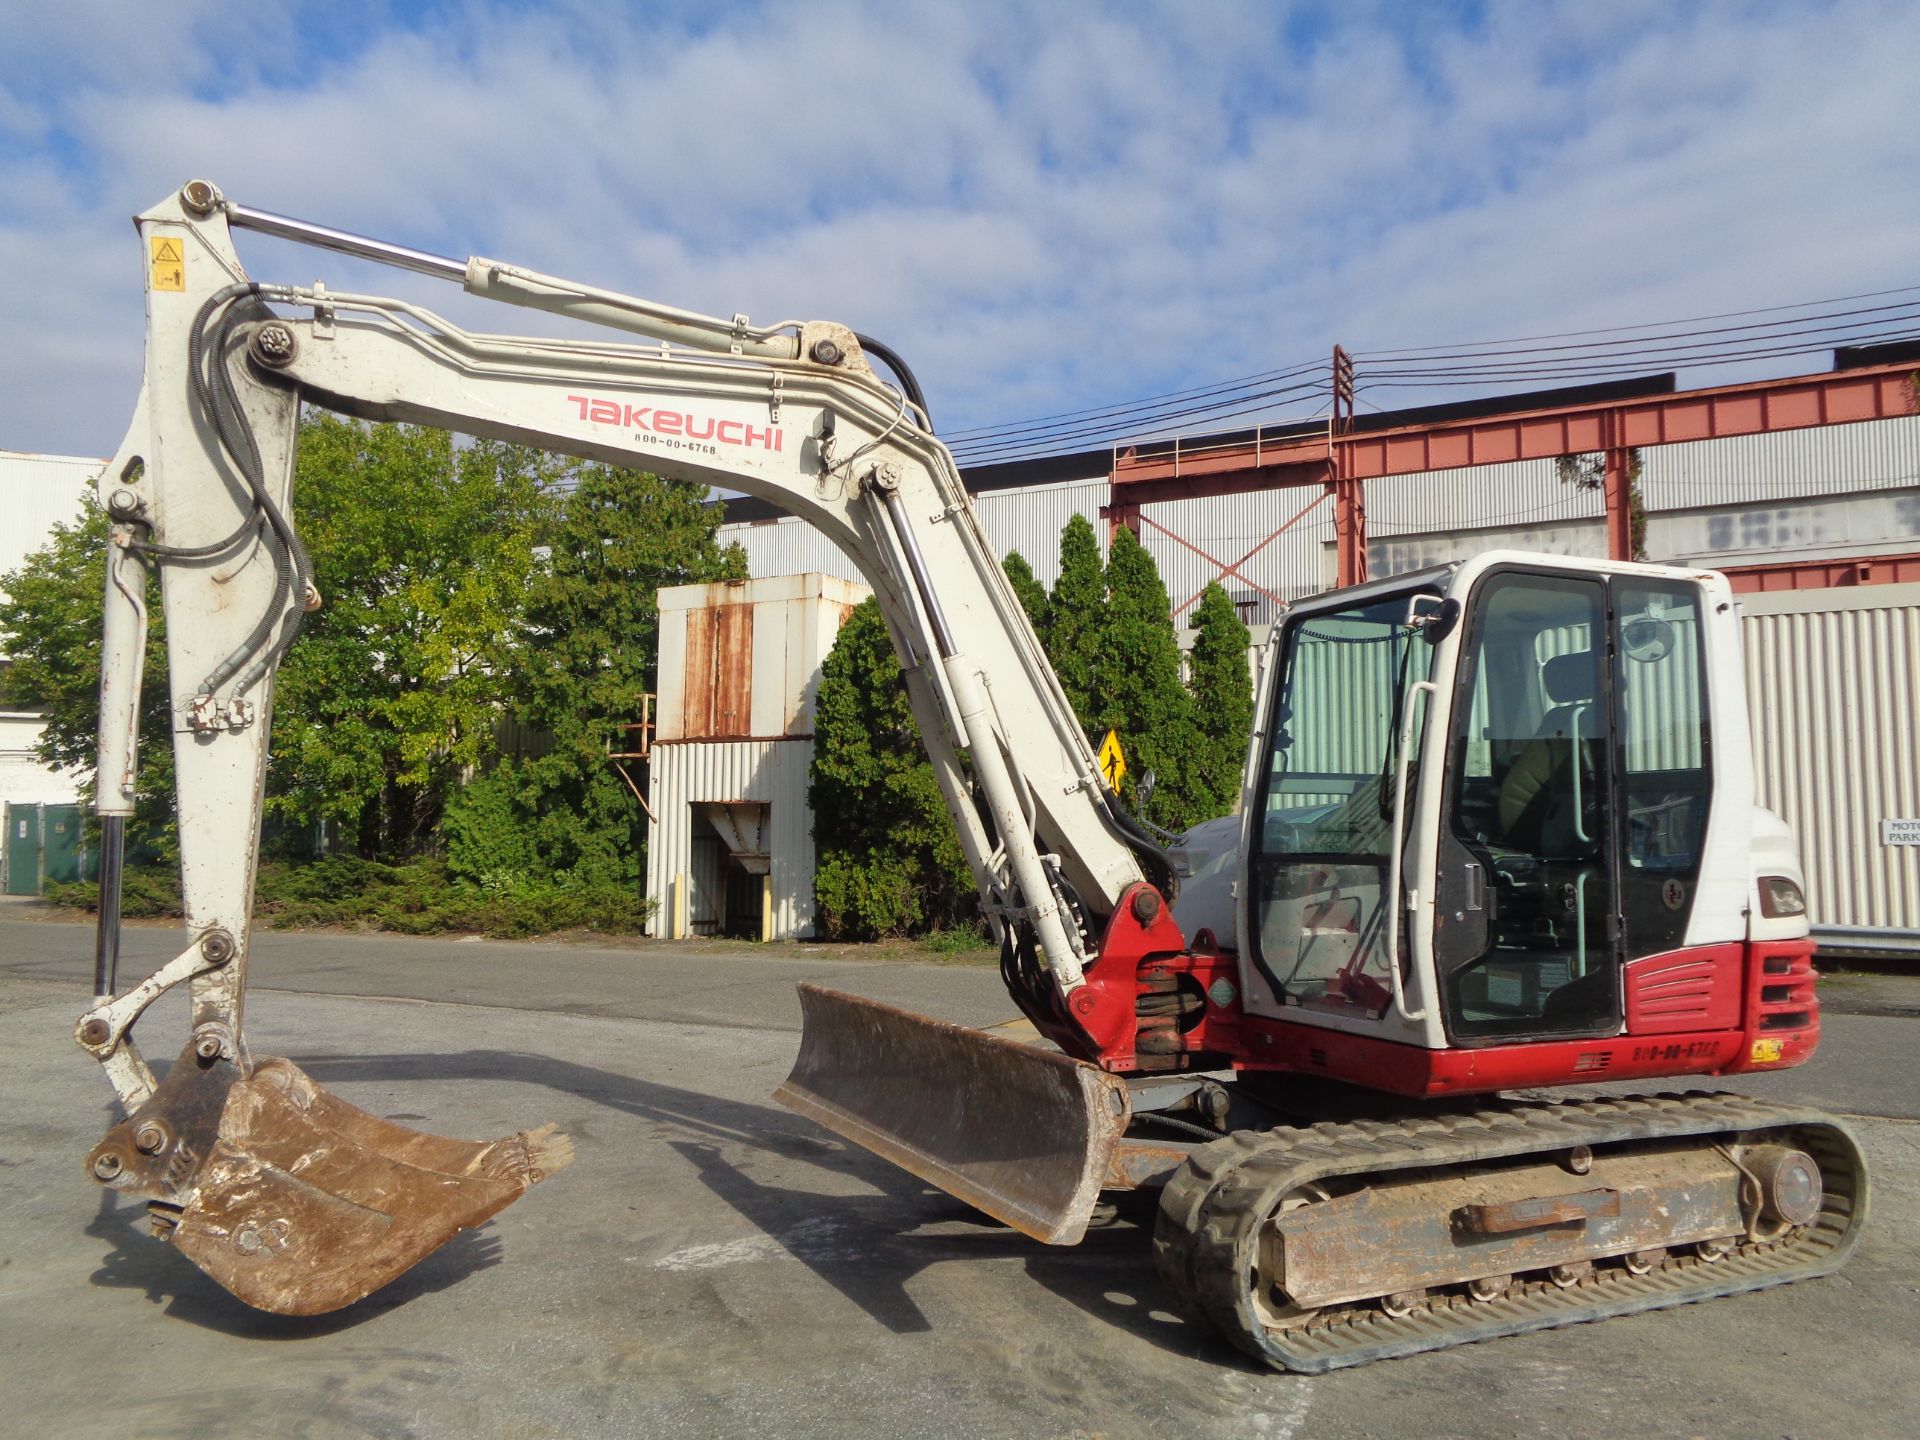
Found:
[1105,796,1178,902]
[854,332,931,429]
[183,289,313,699]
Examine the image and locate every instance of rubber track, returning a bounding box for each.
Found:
[1151,1091,1868,1373]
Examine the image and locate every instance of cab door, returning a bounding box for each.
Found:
[1433,570,1619,1042]
[1431,566,1721,1045]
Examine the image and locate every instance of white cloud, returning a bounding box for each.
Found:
[1,0,1917,459]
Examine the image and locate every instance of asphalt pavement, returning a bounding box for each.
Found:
[1,910,1916,1439]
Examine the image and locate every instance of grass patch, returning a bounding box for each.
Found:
[919,924,995,954]
[41,856,654,940]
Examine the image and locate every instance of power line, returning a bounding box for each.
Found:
[949,380,1329,463]
[940,357,1324,442]
[1352,283,1920,357]
[941,282,1920,465]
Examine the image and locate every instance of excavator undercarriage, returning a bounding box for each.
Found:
[777,985,1868,1371]
[1153,1092,1865,1372]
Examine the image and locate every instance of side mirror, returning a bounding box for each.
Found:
[1136,769,1157,809]
[1407,595,1461,644]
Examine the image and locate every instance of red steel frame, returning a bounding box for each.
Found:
[1721,551,1920,592]
[1110,357,1920,588]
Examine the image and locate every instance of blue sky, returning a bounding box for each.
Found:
[2,0,1916,459]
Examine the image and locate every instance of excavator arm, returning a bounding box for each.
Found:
[77,181,1163,1310]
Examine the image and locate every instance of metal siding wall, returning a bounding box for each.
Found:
[1,714,82,805]
[1371,458,1602,535]
[1621,614,1703,774]
[1141,489,1334,621]
[645,737,819,938]
[1529,613,1703,774]
[768,741,816,937]
[1370,519,1609,582]
[744,599,783,738]
[720,477,1112,590]
[644,748,684,934]
[727,519,865,585]
[1641,413,1920,512]
[976,478,1110,585]
[1648,488,1920,565]
[1741,586,1920,931]
[1364,460,1604,589]
[654,607,689,741]
[769,598,807,736]
[1271,617,1400,812]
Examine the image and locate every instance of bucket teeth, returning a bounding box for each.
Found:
[95,1053,570,1316]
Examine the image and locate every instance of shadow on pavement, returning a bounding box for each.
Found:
[85,1186,504,1337]
[84,1045,1243,1360]
[667,1138,1242,1363]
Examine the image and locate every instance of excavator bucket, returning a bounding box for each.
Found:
[90,1053,571,1316]
[774,984,1132,1245]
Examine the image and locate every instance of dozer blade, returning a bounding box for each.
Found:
[91,1054,571,1316]
[774,983,1131,1245]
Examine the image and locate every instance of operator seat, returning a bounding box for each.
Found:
[1497,651,1602,855]
[1490,649,1616,1029]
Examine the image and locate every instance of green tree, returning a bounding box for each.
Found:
[809,598,972,938]
[1048,514,1104,729]
[1186,582,1254,813]
[1097,525,1215,831]
[269,417,555,857]
[0,496,178,859]
[505,463,746,886]
[1556,449,1647,560]
[1001,550,1050,634]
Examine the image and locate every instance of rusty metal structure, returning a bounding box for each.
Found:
[645,573,869,940]
[1107,350,1920,592]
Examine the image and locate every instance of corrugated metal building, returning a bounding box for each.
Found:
[644,572,869,939]
[1742,584,1920,950]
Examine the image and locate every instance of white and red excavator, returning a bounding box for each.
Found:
[74,180,1865,1371]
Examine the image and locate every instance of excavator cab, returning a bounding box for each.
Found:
[1245,555,1726,1051]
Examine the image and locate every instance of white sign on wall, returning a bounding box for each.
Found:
[1882,819,1920,846]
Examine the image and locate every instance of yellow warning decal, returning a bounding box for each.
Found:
[150,235,185,292]
[1750,1037,1784,1064]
